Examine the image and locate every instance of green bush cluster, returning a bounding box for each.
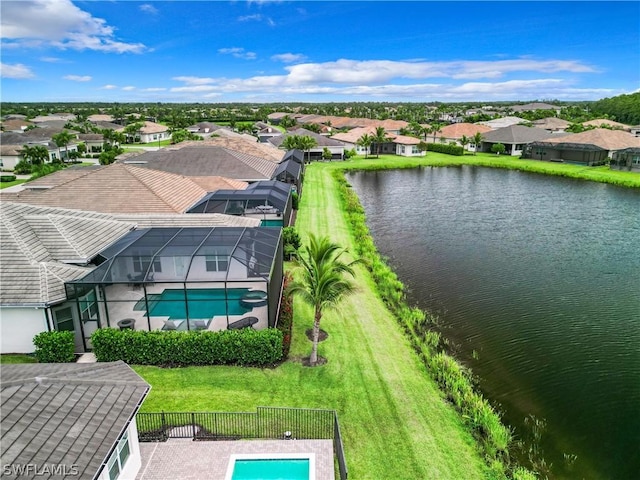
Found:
[13,160,33,175]
[426,143,464,156]
[333,169,531,479]
[1,175,17,182]
[277,272,294,358]
[91,327,283,366]
[33,331,76,363]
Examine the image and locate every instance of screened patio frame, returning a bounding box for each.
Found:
[65,227,283,343]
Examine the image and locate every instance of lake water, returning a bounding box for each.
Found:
[347,166,640,480]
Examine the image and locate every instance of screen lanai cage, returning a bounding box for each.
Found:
[187,181,293,227]
[65,227,283,350]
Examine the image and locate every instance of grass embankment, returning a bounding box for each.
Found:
[0,179,28,189]
[135,161,489,479]
[0,354,37,363]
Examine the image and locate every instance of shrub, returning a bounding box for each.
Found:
[426,143,464,156]
[1,175,17,182]
[33,331,75,363]
[291,191,299,210]
[283,226,301,260]
[13,160,33,175]
[91,327,283,366]
[277,272,294,358]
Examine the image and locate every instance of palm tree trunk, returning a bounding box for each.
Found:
[309,310,322,365]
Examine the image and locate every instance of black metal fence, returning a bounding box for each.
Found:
[137,406,348,480]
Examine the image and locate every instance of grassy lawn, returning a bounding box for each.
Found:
[0,179,28,189]
[0,354,37,363]
[135,159,489,479]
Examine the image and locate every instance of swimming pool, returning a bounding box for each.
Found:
[145,288,254,320]
[225,453,315,480]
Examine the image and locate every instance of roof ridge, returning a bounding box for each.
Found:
[46,214,85,258]
[126,165,206,212]
[1,215,40,265]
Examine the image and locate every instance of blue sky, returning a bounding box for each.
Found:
[1,1,638,103]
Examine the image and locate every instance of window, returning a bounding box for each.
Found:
[78,290,98,321]
[132,256,162,274]
[205,248,230,272]
[412,146,420,154]
[54,307,74,331]
[107,431,130,480]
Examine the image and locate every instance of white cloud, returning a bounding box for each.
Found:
[63,74,91,82]
[40,56,67,63]
[271,53,307,63]
[172,76,217,85]
[218,47,257,60]
[141,87,166,92]
[139,4,159,15]
[0,62,35,78]
[101,84,118,90]
[1,0,146,53]
[238,14,263,22]
[122,86,136,91]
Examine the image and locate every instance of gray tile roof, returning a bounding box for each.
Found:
[0,202,259,306]
[122,146,278,180]
[1,361,149,480]
[268,128,345,148]
[481,125,554,144]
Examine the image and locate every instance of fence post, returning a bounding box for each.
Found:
[161,411,167,441]
[192,412,196,440]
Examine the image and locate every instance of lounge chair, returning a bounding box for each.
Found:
[227,316,259,330]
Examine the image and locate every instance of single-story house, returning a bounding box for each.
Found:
[1,361,150,480]
[537,128,640,158]
[0,130,80,168]
[272,149,304,193]
[268,128,345,160]
[186,121,224,136]
[0,118,34,132]
[524,141,608,165]
[610,147,640,171]
[77,133,105,153]
[0,144,22,171]
[478,116,527,129]
[138,121,170,144]
[431,123,493,152]
[393,134,425,157]
[0,201,265,353]
[531,117,572,132]
[254,122,283,143]
[582,119,631,131]
[331,126,379,156]
[510,102,561,114]
[479,125,554,156]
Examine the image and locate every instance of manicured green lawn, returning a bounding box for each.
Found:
[0,179,28,189]
[0,354,37,363]
[135,160,489,479]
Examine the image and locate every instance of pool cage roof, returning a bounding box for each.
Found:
[186,181,292,215]
[67,226,281,287]
[528,141,607,152]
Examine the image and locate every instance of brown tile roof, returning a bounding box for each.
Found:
[1,164,208,214]
[392,134,421,145]
[545,128,640,151]
[371,119,410,131]
[582,119,631,131]
[189,176,248,192]
[439,123,492,138]
[140,121,168,134]
[532,117,572,129]
[0,119,34,131]
[181,136,285,162]
[331,126,380,144]
[88,114,115,122]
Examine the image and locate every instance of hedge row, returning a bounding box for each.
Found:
[33,331,75,363]
[91,327,283,366]
[1,175,17,182]
[426,143,464,156]
[277,272,294,358]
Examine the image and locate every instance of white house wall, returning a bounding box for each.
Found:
[97,420,142,480]
[0,307,49,353]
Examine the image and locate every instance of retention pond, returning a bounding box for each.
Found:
[347,166,640,479]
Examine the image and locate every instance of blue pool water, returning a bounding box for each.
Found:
[231,459,309,480]
[147,288,253,320]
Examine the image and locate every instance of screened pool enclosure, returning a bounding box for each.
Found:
[65,227,283,351]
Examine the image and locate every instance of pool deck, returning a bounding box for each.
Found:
[136,438,335,480]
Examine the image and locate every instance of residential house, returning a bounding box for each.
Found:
[0,118,34,132]
[272,149,304,193]
[478,116,527,129]
[525,141,608,165]
[31,113,77,123]
[0,201,262,353]
[432,123,493,153]
[1,361,150,480]
[0,129,79,168]
[268,128,345,160]
[511,102,561,114]
[186,121,224,137]
[88,113,115,123]
[392,135,425,157]
[531,117,572,133]
[120,145,280,183]
[480,125,554,156]
[77,133,105,153]
[138,121,170,144]
[629,126,640,137]
[611,147,640,171]
[331,126,378,156]
[582,119,631,131]
[254,122,283,143]
[528,128,640,161]
[0,144,22,171]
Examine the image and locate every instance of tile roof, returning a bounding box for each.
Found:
[1,164,208,214]
[122,146,278,180]
[532,117,572,129]
[0,119,34,131]
[544,128,640,151]
[511,102,559,112]
[438,123,492,138]
[1,362,149,480]
[481,125,554,143]
[188,176,248,192]
[330,126,379,144]
[582,119,631,131]
[139,121,168,134]
[478,116,527,129]
[269,128,345,148]
[0,202,259,305]
[392,134,421,145]
[184,136,285,162]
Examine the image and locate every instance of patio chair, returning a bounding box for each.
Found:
[162,320,178,331]
[191,320,208,330]
[227,316,259,330]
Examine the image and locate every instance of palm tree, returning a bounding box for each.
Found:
[357,133,373,158]
[460,135,470,154]
[282,135,302,151]
[52,130,74,162]
[472,132,484,155]
[287,234,360,366]
[429,122,444,143]
[372,126,389,158]
[298,135,318,164]
[20,144,49,165]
